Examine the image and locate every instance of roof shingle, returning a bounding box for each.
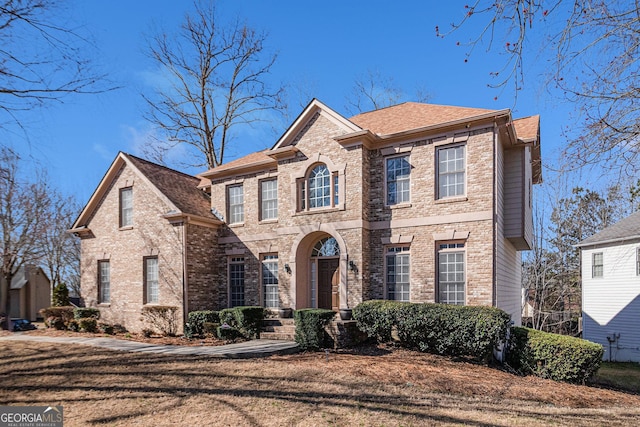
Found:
[577,210,640,247]
[124,154,214,219]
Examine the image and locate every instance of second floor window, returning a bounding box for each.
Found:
[437,145,466,199]
[592,252,603,278]
[386,155,410,205]
[228,184,244,224]
[260,179,278,221]
[299,163,339,211]
[120,187,133,227]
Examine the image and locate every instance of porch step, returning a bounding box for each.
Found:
[261,318,296,341]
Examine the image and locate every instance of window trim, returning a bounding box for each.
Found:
[385,245,410,302]
[297,163,340,212]
[291,155,345,214]
[259,178,278,222]
[228,256,246,308]
[143,256,159,304]
[261,254,279,309]
[97,260,110,304]
[384,154,411,207]
[637,248,640,276]
[436,241,466,305]
[592,252,604,278]
[436,143,467,200]
[227,184,245,225]
[119,187,133,228]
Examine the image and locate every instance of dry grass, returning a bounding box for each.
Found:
[2,340,640,426]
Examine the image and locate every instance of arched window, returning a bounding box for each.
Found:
[299,163,339,211]
[311,237,340,257]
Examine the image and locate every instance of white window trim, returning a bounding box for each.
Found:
[436,143,467,200]
[259,178,278,222]
[384,154,411,207]
[592,252,604,278]
[385,245,411,302]
[437,242,466,305]
[227,184,245,225]
[261,253,279,309]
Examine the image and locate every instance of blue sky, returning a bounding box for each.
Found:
[9,0,568,203]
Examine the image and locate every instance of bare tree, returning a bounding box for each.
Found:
[142,0,285,169]
[41,190,80,296]
[0,0,108,127]
[0,148,50,329]
[345,69,431,115]
[438,1,640,174]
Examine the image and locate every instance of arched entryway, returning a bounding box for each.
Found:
[292,231,347,310]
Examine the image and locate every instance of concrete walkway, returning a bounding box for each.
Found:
[0,334,299,358]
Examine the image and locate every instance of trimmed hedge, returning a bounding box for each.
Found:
[219,306,264,339]
[186,310,220,337]
[78,318,98,333]
[217,325,244,341]
[74,308,100,320]
[352,300,408,342]
[353,300,511,362]
[294,309,336,351]
[506,327,604,383]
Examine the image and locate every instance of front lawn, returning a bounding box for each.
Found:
[594,362,640,393]
[1,341,640,426]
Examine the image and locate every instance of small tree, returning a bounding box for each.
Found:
[52,283,70,307]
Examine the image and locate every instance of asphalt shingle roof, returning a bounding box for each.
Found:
[124,153,214,219]
[577,210,640,247]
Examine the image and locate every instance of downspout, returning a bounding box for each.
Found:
[492,123,498,308]
[182,220,189,329]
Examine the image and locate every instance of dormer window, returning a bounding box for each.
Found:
[298,163,339,211]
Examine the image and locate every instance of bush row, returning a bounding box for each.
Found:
[187,307,264,340]
[506,327,603,383]
[39,306,124,334]
[353,300,511,362]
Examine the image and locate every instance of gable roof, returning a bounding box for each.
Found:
[10,265,49,290]
[199,150,276,180]
[349,102,497,135]
[577,210,640,248]
[70,152,219,233]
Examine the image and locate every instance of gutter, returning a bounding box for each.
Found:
[574,235,640,249]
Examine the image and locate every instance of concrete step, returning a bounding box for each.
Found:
[260,331,296,340]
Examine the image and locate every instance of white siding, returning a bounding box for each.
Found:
[582,242,640,362]
[496,139,523,325]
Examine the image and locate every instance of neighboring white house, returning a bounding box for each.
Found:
[577,210,640,362]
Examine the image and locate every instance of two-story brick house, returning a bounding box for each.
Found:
[71,99,541,333]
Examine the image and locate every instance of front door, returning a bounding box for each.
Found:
[318,258,339,310]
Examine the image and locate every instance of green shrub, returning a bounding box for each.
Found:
[506,327,604,383]
[219,307,264,339]
[78,318,97,333]
[67,319,80,332]
[74,308,100,320]
[98,322,114,335]
[52,283,70,307]
[141,305,179,336]
[186,310,220,337]
[353,301,510,362]
[352,300,408,342]
[40,306,75,328]
[217,325,243,341]
[294,309,336,351]
[202,322,219,336]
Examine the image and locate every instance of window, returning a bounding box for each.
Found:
[592,252,603,278]
[119,187,133,227]
[438,243,465,305]
[144,256,158,304]
[260,179,278,221]
[229,257,245,307]
[437,145,466,198]
[262,255,278,308]
[98,260,110,304]
[299,163,339,211]
[386,155,410,205]
[227,184,244,224]
[386,246,410,301]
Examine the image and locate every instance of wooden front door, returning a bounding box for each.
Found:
[318,258,339,310]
